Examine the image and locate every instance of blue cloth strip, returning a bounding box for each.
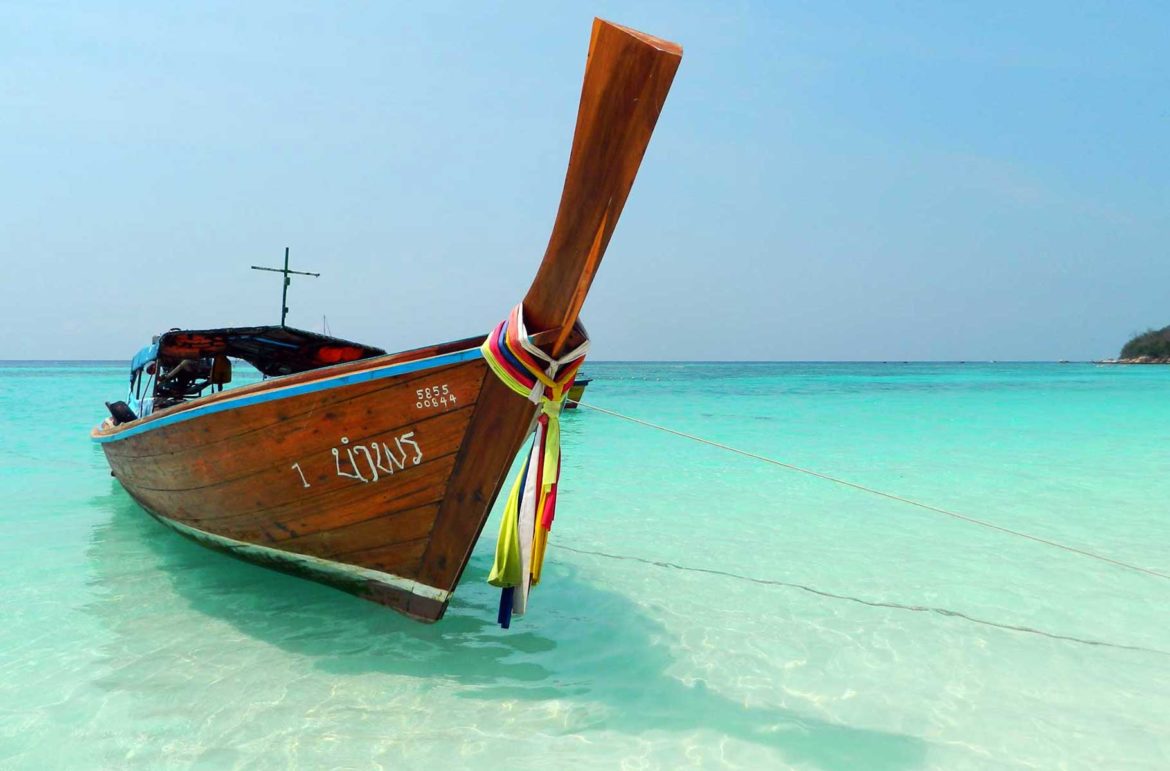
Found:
[498,587,515,628]
[495,321,535,387]
[497,449,532,629]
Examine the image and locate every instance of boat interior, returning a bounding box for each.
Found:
[113,326,389,423]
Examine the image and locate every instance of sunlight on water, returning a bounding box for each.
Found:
[0,361,1167,768]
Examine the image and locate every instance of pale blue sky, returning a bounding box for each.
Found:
[2,1,1166,360]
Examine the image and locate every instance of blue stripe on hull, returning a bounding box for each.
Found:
[93,347,483,444]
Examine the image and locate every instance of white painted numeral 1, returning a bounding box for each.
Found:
[290,462,311,488]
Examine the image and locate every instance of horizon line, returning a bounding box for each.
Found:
[0,358,1111,365]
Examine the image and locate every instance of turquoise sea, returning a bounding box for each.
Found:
[1,361,1167,769]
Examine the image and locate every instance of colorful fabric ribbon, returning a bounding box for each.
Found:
[483,304,589,627]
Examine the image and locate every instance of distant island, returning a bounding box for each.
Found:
[1099,325,1170,364]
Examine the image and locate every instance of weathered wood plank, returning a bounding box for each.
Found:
[108,364,482,487]
[277,504,437,564]
[112,360,482,460]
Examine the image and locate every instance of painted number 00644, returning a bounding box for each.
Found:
[417,384,454,410]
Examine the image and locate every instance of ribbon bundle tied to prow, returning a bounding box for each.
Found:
[482,304,589,628]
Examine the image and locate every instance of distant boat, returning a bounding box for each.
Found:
[91,19,682,624]
[565,375,593,409]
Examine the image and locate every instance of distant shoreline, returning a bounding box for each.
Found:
[1095,357,1170,365]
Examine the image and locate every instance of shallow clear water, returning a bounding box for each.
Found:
[1,361,1167,769]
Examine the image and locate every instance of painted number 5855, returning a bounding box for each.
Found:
[417,384,454,409]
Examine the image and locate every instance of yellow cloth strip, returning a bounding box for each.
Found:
[531,523,549,585]
[486,460,525,588]
[481,340,537,400]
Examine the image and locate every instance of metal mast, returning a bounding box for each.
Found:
[251,247,320,327]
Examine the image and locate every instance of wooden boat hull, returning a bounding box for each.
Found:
[94,339,539,622]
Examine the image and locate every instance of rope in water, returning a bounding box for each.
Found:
[557,544,1170,657]
[570,400,1170,582]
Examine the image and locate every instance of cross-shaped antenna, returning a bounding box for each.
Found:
[251,247,320,327]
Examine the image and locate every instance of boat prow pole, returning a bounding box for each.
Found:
[523,18,683,355]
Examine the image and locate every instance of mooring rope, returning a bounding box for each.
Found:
[558,544,1170,657]
[570,400,1170,582]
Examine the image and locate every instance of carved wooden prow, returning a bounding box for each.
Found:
[522,19,683,356]
[417,20,682,603]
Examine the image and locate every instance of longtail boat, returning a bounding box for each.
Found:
[92,19,682,624]
[565,375,592,409]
